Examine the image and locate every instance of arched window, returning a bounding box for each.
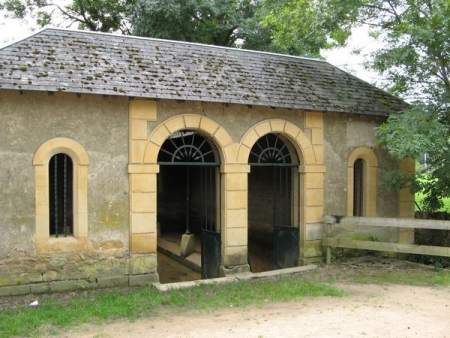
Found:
[49,153,73,237]
[353,158,364,216]
[347,148,378,217]
[33,138,89,241]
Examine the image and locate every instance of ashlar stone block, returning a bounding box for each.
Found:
[130,99,157,120]
[305,188,324,207]
[226,190,246,210]
[305,206,323,224]
[270,119,286,132]
[311,128,324,145]
[131,119,148,140]
[131,192,156,213]
[305,112,323,128]
[131,173,156,193]
[131,233,157,254]
[225,209,247,229]
[131,212,156,234]
[226,227,247,246]
[304,173,324,189]
[184,114,201,129]
[225,173,247,191]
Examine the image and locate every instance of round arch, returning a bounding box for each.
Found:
[33,137,89,166]
[347,147,378,168]
[143,114,232,164]
[237,119,316,165]
[244,119,312,271]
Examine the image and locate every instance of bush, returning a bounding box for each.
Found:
[410,211,450,268]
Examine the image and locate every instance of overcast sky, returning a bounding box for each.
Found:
[0,14,383,86]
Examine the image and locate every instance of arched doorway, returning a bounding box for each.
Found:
[248,133,300,272]
[157,130,221,279]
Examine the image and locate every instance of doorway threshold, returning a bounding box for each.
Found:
[153,264,317,292]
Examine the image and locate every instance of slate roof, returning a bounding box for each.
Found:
[0,28,408,116]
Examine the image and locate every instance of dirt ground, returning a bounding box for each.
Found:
[54,283,450,338]
[3,257,450,338]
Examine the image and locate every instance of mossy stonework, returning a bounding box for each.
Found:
[0,28,411,293]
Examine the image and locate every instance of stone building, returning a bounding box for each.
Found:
[0,28,413,293]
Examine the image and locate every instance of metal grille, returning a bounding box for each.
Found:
[200,167,216,232]
[158,130,219,233]
[248,133,300,269]
[353,158,364,216]
[249,134,298,227]
[272,166,292,227]
[158,130,222,277]
[158,130,218,164]
[49,153,73,237]
[249,133,292,165]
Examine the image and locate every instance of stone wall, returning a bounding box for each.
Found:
[0,90,132,289]
[323,112,399,218]
[0,90,403,292]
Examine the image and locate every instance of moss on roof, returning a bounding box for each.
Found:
[0,28,408,116]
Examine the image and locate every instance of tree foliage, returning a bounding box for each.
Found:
[130,0,271,49]
[377,104,450,211]
[363,0,450,211]
[0,0,135,33]
[266,0,450,210]
[259,0,355,56]
[0,0,351,55]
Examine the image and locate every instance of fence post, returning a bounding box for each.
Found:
[322,215,336,264]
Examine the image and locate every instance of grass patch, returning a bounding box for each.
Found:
[415,192,450,211]
[0,277,341,337]
[2,262,450,337]
[345,269,450,286]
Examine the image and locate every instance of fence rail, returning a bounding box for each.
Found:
[322,216,450,264]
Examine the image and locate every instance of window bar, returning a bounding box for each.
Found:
[210,167,214,232]
[287,167,290,226]
[63,154,68,237]
[189,132,195,158]
[205,168,210,231]
[200,167,204,231]
[185,166,191,234]
[205,168,211,231]
[54,155,59,238]
[354,159,364,216]
[273,166,277,226]
[291,167,295,225]
[280,167,284,225]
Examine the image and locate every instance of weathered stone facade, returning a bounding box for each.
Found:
[0,28,414,294]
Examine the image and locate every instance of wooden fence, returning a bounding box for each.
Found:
[322,216,450,264]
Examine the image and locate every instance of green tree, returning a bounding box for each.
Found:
[1,0,273,49]
[0,0,135,33]
[259,0,354,56]
[130,0,272,49]
[361,0,450,211]
[266,0,450,210]
[1,0,351,54]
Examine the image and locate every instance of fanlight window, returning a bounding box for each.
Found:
[158,130,217,164]
[249,133,292,164]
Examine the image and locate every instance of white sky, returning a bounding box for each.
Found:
[0,14,383,86]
